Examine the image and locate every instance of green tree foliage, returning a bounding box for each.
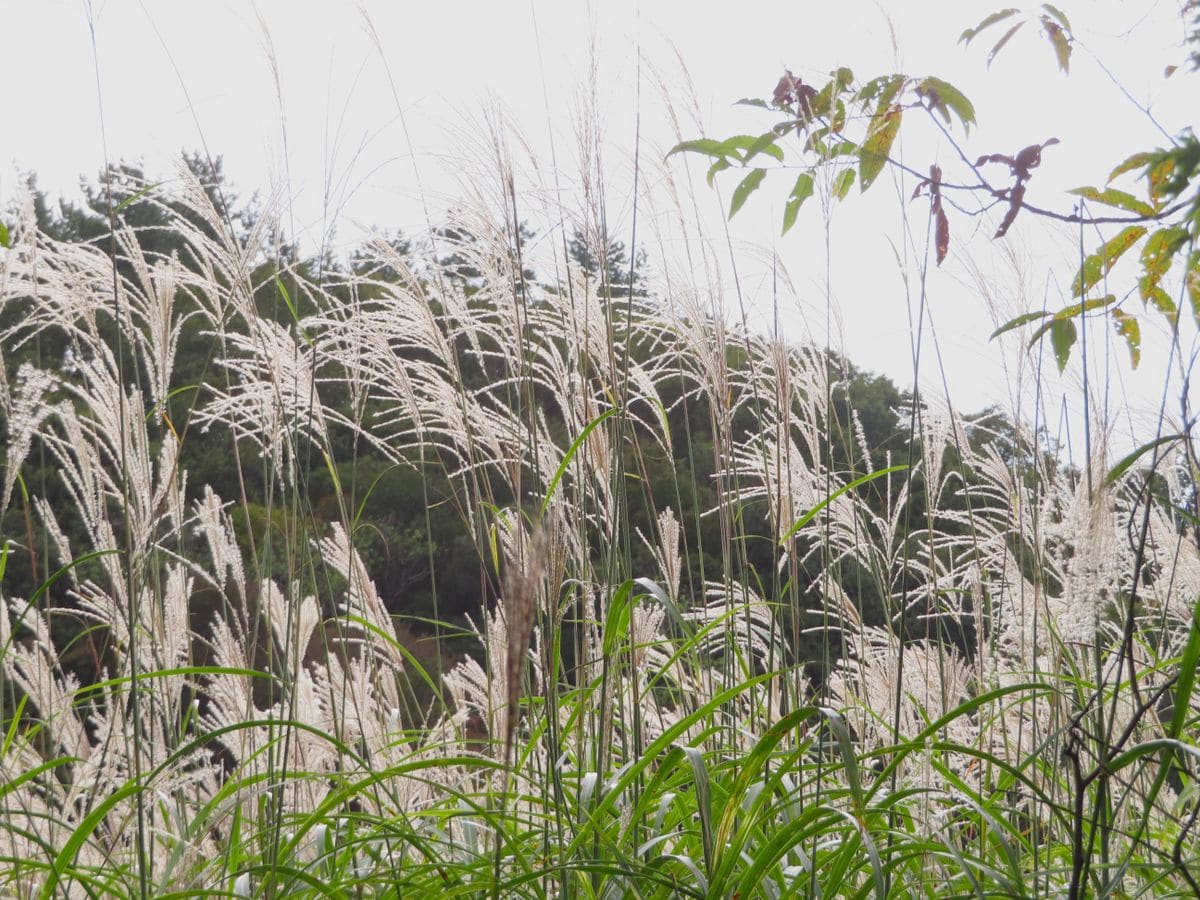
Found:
[670,5,1200,375]
[566,225,648,298]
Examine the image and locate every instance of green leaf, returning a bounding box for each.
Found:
[1148,154,1178,202]
[729,168,766,218]
[959,7,1020,44]
[735,97,772,109]
[1141,283,1177,315]
[1189,255,1200,326]
[1023,297,1113,361]
[831,168,856,200]
[706,158,731,187]
[1110,309,1140,367]
[743,131,785,164]
[113,181,163,215]
[679,745,715,877]
[855,74,901,104]
[601,580,633,657]
[540,407,618,519]
[1068,185,1155,217]
[830,98,847,133]
[987,21,1026,66]
[1052,294,1116,319]
[1070,225,1147,297]
[859,104,901,191]
[722,134,768,154]
[1103,433,1181,487]
[782,173,815,235]
[1140,225,1189,302]
[1040,15,1072,72]
[876,74,908,110]
[0,221,9,249]
[1108,151,1156,183]
[780,464,907,543]
[42,782,144,899]
[918,76,976,131]
[1049,317,1077,371]
[1041,3,1071,30]
[1169,598,1200,740]
[667,138,727,159]
[990,309,1050,339]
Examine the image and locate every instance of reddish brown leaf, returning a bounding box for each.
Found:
[936,205,950,265]
[979,139,1056,179]
[772,71,797,107]
[1014,143,1044,175]
[796,84,817,116]
[773,70,817,116]
[995,183,1026,237]
[977,152,1016,169]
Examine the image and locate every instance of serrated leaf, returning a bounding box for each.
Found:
[988,21,1026,65]
[1052,295,1116,319]
[743,131,786,164]
[0,221,9,249]
[722,134,767,154]
[667,138,727,159]
[808,82,835,120]
[830,98,847,133]
[918,77,976,131]
[876,74,908,110]
[729,168,766,219]
[1140,225,1189,296]
[1025,297,1115,346]
[1148,155,1177,202]
[960,7,1021,44]
[990,309,1051,340]
[706,158,731,187]
[1049,317,1077,371]
[1141,283,1177,315]
[1070,225,1147,297]
[855,74,903,104]
[1068,185,1154,217]
[1108,152,1155,182]
[782,173,815,234]
[859,104,901,191]
[1111,309,1141,367]
[832,168,856,200]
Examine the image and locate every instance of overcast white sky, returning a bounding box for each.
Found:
[2,0,1196,455]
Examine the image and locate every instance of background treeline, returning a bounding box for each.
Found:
[2,155,1034,682]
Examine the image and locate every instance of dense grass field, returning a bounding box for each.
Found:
[2,3,1200,889]
[0,158,1195,898]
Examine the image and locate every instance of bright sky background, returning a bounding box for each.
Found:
[2,0,1197,457]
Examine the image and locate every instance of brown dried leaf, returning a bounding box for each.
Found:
[936,205,950,265]
[995,183,1026,237]
[977,152,1016,169]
